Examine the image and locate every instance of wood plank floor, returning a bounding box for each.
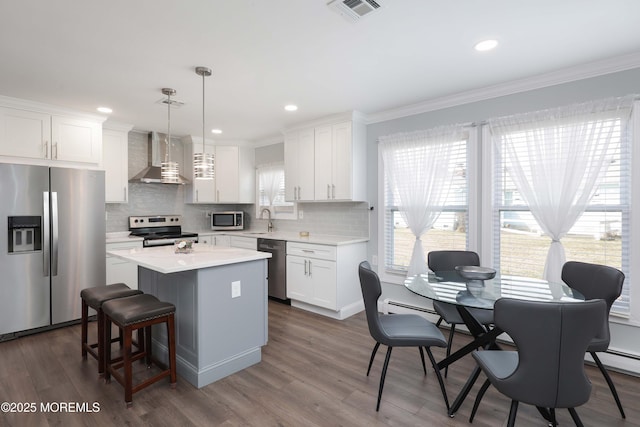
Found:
[1,301,639,426]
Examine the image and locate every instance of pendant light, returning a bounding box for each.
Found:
[194,66,214,179]
[161,88,180,183]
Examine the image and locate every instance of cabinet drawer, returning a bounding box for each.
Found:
[106,240,143,251]
[286,242,336,261]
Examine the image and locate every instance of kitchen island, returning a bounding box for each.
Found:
[107,244,271,388]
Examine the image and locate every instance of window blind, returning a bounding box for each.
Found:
[492,105,632,314]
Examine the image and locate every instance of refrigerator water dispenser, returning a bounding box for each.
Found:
[8,216,41,253]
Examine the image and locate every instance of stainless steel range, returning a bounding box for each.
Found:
[129,215,198,247]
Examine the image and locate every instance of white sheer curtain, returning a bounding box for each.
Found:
[489,96,633,283]
[380,124,465,276]
[258,163,284,206]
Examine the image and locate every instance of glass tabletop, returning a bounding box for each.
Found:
[404,271,585,310]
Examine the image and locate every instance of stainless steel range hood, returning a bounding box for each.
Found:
[129,132,189,184]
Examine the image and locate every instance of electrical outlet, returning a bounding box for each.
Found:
[298,209,304,219]
[231,281,241,298]
[372,255,378,266]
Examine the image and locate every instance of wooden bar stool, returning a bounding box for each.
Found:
[102,293,177,407]
[80,283,142,376]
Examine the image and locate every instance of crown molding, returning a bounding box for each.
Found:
[366,52,640,124]
[0,94,107,122]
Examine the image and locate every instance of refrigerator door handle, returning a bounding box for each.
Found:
[43,191,50,277]
[51,191,59,277]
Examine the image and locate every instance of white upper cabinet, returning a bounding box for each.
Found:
[284,128,315,201]
[0,107,51,159]
[183,136,255,204]
[284,112,366,202]
[0,97,104,166]
[51,116,102,163]
[102,122,133,203]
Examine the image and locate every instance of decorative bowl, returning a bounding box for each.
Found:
[454,265,496,281]
[174,239,194,254]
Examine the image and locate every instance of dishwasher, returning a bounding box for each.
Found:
[257,238,289,303]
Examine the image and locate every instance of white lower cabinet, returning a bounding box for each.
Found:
[230,236,257,250]
[198,233,215,246]
[214,235,231,247]
[286,241,366,319]
[106,240,142,289]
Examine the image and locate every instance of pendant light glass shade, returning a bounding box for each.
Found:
[194,66,214,180]
[161,88,180,183]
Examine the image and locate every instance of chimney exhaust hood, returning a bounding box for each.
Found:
[129,132,190,184]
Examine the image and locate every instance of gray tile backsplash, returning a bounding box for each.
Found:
[105,131,370,238]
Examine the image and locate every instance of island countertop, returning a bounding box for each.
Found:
[107,243,271,274]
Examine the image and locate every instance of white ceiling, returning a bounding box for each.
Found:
[1,0,640,143]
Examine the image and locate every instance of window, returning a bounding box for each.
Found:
[255,163,297,220]
[380,128,470,275]
[491,101,632,314]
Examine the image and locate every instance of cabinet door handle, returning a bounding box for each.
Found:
[196,189,199,202]
[216,189,220,202]
[294,186,297,200]
[332,184,335,199]
[54,142,58,160]
[302,249,315,253]
[297,186,301,200]
[304,259,308,275]
[309,260,312,277]
[44,141,49,159]
[327,184,330,199]
[124,187,127,201]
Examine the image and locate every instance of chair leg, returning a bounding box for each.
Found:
[145,325,152,367]
[97,308,105,376]
[425,347,449,411]
[444,324,456,378]
[506,400,519,427]
[591,351,625,418]
[550,408,557,427]
[376,346,393,411]
[568,407,584,427]
[123,325,133,407]
[367,342,380,376]
[81,300,88,359]
[469,378,491,422]
[418,346,426,375]
[435,316,443,327]
[167,313,177,387]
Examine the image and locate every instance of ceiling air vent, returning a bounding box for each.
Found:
[327,0,382,22]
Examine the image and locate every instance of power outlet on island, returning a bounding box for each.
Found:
[231,280,241,298]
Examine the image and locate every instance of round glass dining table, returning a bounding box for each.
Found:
[404,271,585,310]
[404,270,585,417]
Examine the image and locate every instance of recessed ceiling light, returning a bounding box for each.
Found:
[97,106,113,114]
[474,39,498,52]
[211,129,222,134]
[284,104,298,112]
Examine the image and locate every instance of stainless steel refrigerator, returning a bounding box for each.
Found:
[0,163,105,337]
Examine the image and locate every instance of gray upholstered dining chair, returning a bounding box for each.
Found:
[427,250,493,377]
[358,261,449,411]
[471,298,606,427]
[561,261,626,418]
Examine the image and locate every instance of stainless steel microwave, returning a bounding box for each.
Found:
[211,211,244,230]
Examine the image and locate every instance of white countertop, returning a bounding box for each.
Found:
[107,244,271,274]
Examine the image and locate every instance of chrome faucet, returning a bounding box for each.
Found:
[260,208,273,233]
